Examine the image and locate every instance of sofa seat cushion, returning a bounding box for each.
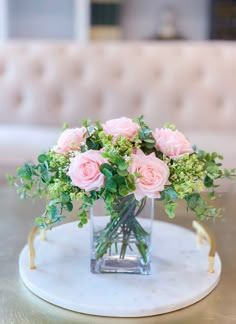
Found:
[187,131,236,169]
[0,125,60,166]
[0,126,235,191]
[1,126,235,168]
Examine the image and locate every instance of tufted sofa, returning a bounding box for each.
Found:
[0,41,236,189]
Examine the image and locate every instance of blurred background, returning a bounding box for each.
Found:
[1,0,236,181]
[1,4,236,320]
[1,0,236,42]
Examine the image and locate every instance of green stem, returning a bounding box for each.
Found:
[94,195,150,263]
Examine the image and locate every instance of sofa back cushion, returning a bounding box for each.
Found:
[0,42,236,133]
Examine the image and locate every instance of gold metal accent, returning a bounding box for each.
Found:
[27,227,47,270]
[192,220,216,273]
[40,228,46,241]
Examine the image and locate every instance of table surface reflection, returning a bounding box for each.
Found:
[1,186,236,324]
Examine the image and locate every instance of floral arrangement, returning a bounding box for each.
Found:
[7,116,235,266]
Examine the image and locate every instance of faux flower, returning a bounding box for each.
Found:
[103,117,140,140]
[68,150,106,191]
[154,128,193,159]
[53,127,86,154]
[129,150,169,200]
[10,116,234,235]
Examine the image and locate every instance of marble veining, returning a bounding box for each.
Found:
[19,220,221,317]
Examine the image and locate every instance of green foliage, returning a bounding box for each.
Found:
[164,199,177,219]
[224,168,236,180]
[197,151,235,192]
[157,188,178,218]
[8,116,236,232]
[62,122,69,130]
[168,154,205,199]
[134,115,156,152]
[38,154,48,163]
[163,123,176,131]
[185,193,222,220]
[165,187,179,200]
[100,163,114,179]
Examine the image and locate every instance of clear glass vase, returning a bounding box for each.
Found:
[90,195,154,275]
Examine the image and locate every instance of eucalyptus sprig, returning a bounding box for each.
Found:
[7,116,235,238]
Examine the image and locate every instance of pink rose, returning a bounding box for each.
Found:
[68,150,106,191]
[53,127,86,154]
[154,128,193,159]
[103,117,140,140]
[129,150,169,200]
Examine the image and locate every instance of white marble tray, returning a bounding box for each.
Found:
[19,220,221,317]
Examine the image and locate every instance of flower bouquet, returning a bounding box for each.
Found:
[8,116,235,274]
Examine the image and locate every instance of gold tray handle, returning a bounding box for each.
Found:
[27,227,47,269]
[192,220,216,274]
[27,222,216,272]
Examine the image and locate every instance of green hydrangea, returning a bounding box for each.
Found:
[7,116,236,230]
[48,179,72,198]
[168,154,205,199]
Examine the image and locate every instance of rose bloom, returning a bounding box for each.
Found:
[129,150,169,200]
[154,128,193,159]
[53,127,86,154]
[102,117,140,140]
[68,150,106,191]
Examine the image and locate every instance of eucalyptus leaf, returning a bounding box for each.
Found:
[119,186,129,197]
[38,154,48,163]
[143,138,155,144]
[101,168,113,179]
[61,193,70,203]
[185,193,201,211]
[204,176,213,188]
[117,159,127,171]
[105,179,117,193]
[117,169,128,176]
[166,188,178,200]
[65,202,73,212]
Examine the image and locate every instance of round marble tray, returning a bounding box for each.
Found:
[19,220,221,317]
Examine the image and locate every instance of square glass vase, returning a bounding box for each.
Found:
[90,195,154,275]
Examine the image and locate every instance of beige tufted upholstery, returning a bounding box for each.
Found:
[0,41,235,189]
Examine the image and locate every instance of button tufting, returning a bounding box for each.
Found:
[133,94,143,108]
[52,93,64,108]
[192,68,205,81]
[12,92,23,107]
[94,93,104,108]
[73,65,83,79]
[112,67,123,80]
[0,42,235,137]
[153,67,162,79]
[214,97,224,110]
[173,97,183,109]
[31,63,44,78]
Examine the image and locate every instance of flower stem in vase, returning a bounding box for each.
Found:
[91,195,152,274]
